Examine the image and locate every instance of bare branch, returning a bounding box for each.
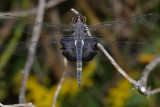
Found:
[0,0,66,17]
[98,42,160,96]
[0,103,35,107]
[134,55,160,96]
[148,88,160,95]
[52,58,67,107]
[71,8,80,15]
[19,0,46,103]
[140,55,160,86]
[134,82,160,96]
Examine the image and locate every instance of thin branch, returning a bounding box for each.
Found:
[0,0,66,17]
[19,0,46,103]
[97,43,137,85]
[140,55,160,86]
[148,88,160,95]
[135,54,160,96]
[0,103,35,107]
[135,83,160,96]
[98,42,160,96]
[52,58,67,107]
[71,8,80,15]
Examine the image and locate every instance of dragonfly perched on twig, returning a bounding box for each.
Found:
[0,9,159,88]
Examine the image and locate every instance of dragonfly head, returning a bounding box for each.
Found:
[72,15,86,24]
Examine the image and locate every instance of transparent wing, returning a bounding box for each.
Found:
[1,40,63,60]
[88,13,160,37]
[95,39,157,61]
[0,15,74,37]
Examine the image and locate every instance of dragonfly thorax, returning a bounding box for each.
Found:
[73,25,86,39]
[74,24,86,32]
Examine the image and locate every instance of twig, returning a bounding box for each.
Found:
[147,88,160,95]
[140,55,160,86]
[98,42,160,96]
[134,82,160,96]
[0,103,35,107]
[0,0,66,17]
[52,58,67,107]
[71,8,80,15]
[135,54,160,96]
[19,0,46,103]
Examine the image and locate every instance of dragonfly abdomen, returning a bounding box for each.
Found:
[75,40,84,88]
[77,60,82,88]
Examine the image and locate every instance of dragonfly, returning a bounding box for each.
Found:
[0,10,159,88]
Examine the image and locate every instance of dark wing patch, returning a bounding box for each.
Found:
[60,37,98,62]
[82,37,98,62]
[61,37,77,62]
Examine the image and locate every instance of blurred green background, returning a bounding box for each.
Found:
[0,0,160,107]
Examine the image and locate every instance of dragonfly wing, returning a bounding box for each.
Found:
[88,13,160,37]
[1,40,63,60]
[0,15,74,37]
[95,39,157,61]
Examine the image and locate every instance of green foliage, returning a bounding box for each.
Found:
[0,24,25,71]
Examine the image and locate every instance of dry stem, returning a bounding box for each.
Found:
[52,58,67,107]
[98,42,160,96]
[19,0,46,103]
[0,103,35,107]
[0,0,66,17]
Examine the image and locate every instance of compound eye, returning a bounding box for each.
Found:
[72,16,78,23]
[80,16,86,23]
